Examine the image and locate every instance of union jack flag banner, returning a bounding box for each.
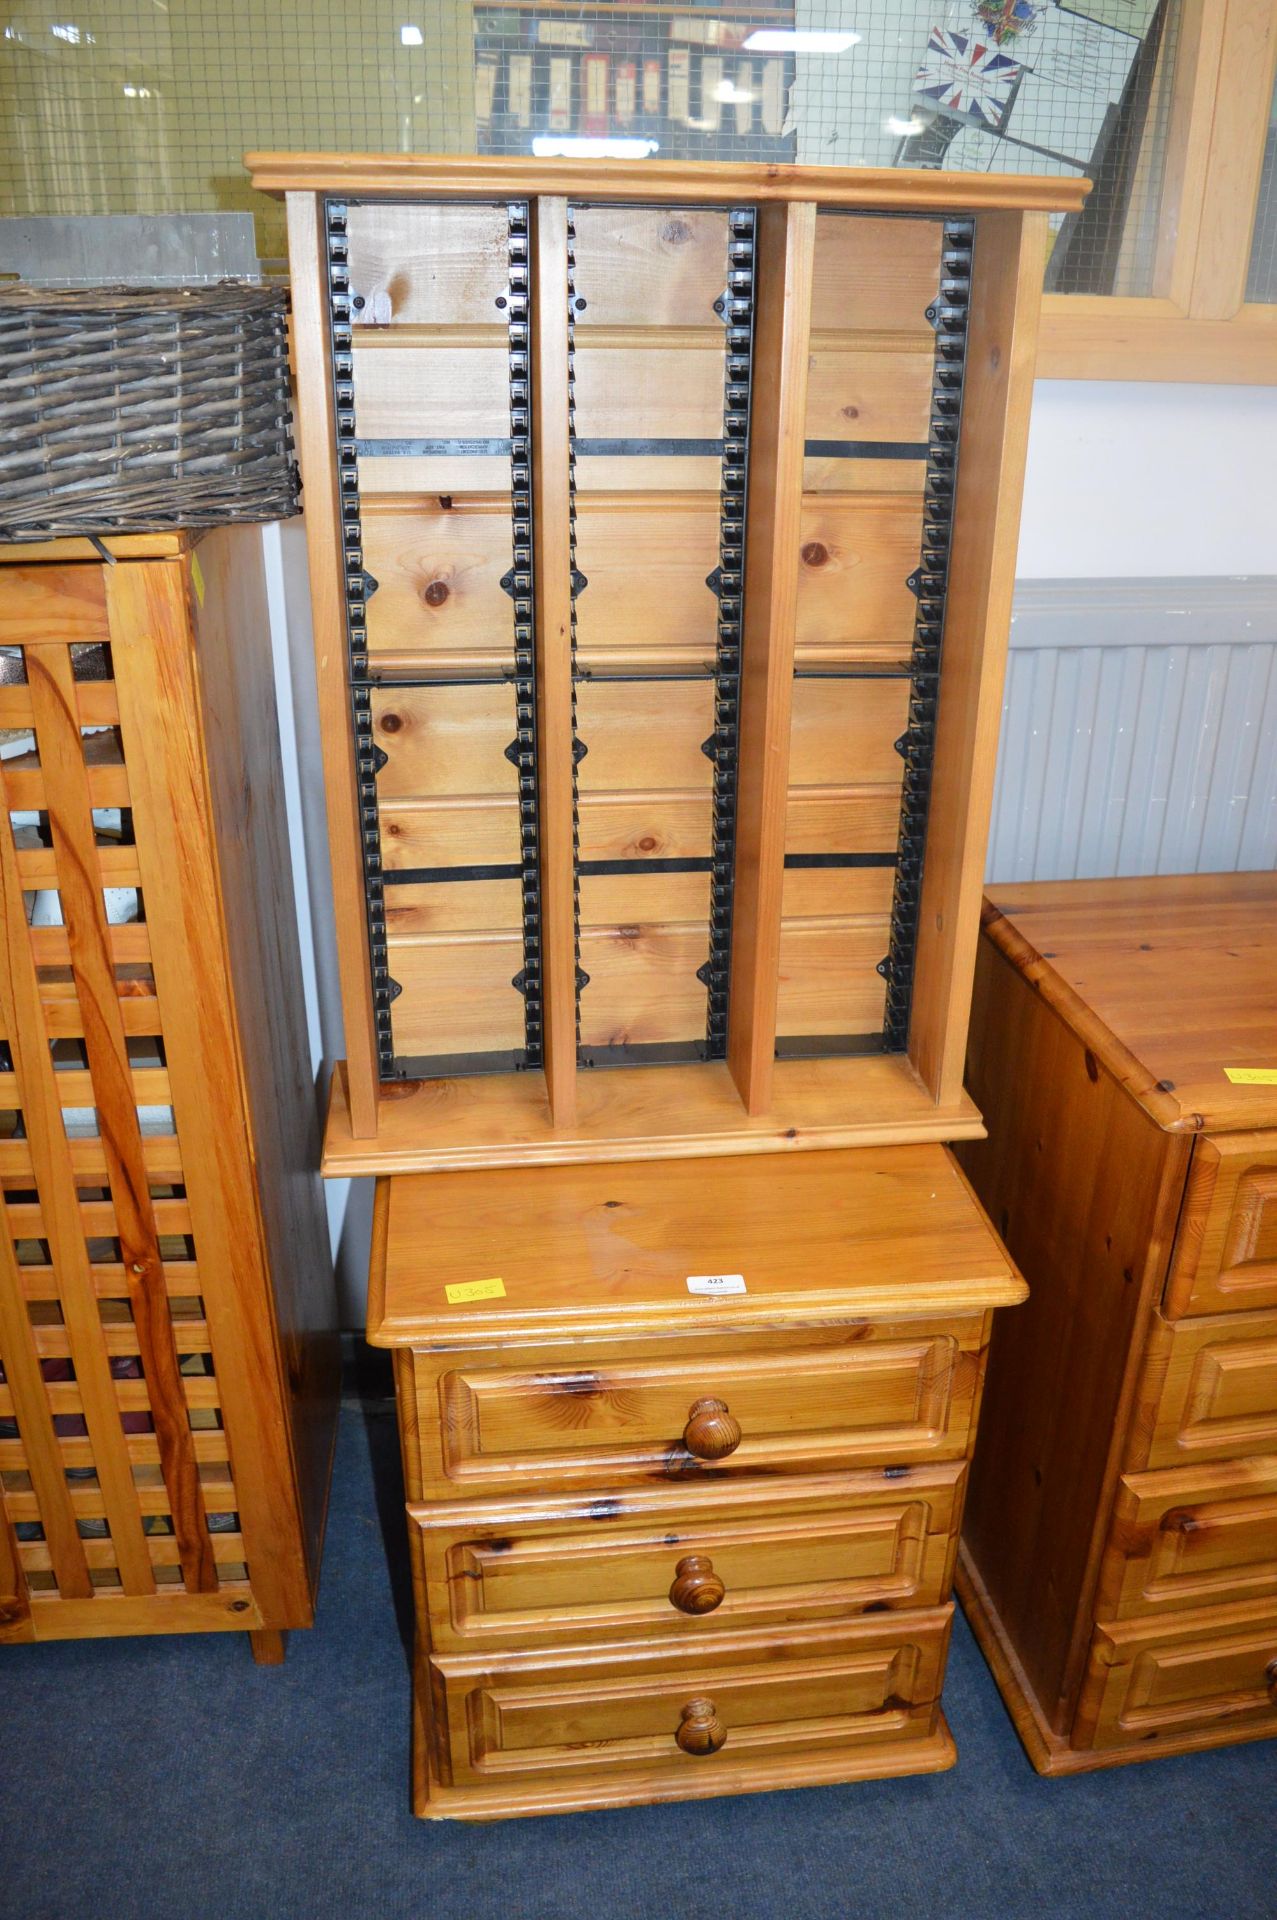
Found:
[975,0,1044,43]
[913,27,1024,130]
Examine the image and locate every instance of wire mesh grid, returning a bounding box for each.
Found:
[0,0,1180,289]
[1246,70,1277,304]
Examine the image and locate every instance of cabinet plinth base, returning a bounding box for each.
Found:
[411,1685,957,1822]
[957,1546,1277,1777]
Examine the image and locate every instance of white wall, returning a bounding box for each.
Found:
[1020,382,1277,579]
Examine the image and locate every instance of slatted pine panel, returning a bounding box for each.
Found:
[0,609,248,1604]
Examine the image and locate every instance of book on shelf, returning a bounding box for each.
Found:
[582,52,610,132]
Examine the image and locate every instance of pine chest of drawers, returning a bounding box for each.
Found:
[371,1145,1022,1818]
[956,872,1277,1772]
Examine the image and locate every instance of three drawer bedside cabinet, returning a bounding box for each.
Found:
[0,529,339,1657]
[251,150,1086,1813]
[370,1146,1022,1817]
[956,873,1277,1773]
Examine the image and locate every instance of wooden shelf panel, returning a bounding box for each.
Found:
[323,1049,983,1176]
[254,156,1090,213]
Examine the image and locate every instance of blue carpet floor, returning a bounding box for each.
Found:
[2,1385,1274,1920]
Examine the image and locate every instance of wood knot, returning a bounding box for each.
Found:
[422,579,450,608]
[800,541,829,568]
[660,217,693,247]
[1084,1048,1100,1083]
[841,404,860,420]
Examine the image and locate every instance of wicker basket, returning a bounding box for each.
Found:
[0,282,300,541]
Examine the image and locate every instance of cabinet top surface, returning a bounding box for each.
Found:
[247,150,1090,214]
[983,872,1277,1135]
[368,1142,1022,1347]
[0,533,192,565]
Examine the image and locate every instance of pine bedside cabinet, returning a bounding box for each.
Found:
[0,529,339,1659]
[370,1145,1022,1818]
[252,150,1086,1813]
[957,872,1277,1773]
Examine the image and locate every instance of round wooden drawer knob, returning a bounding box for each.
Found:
[669,1554,726,1615]
[1265,1658,1277,1703]
[682,1397,742,1460]
[676,1696,727,1756]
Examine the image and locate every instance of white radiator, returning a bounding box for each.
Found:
[987,578,1277,884]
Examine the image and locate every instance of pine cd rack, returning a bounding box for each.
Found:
[251,155,1088,1174]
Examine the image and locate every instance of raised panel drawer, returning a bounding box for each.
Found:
[412,1318,989,1498]
[1095,1457,1277,1622]
[1164,1132,1277,1319]
[428,1607,953,1793]
[413,1465,965,1650]
[1075,1602,1277,1753]
[1127,1308,1277,1471]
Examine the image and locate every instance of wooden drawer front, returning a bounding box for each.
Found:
[430,1608,951,1789]
[414,1466,964,1650]
[1131,1310,1277,1470]
[1097,1458,1277,1622]
[1076,1603,1277,1753]
[418,1320,986,1496]
[1165,1133,1277,1319]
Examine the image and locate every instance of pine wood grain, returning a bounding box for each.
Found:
[411,1466,965,1651]
[186,527,340,1604]
[728,200,815,1115]
[1164,1130,1277,1318]
[958,876,1277,1773]
[347,201,510,327]
[956,933,1192,1735]
[426,1608,955,1796]
[958,1543,1277,1775]
[531,194,578,1127]
[1096,1455,1277,1622]
[0,664,155,1597]
[325,1051,983,1176]
[108,554,321,1626]
[27,636,216,1593]
[1075,1598,1277,1752]
[910,209,1047,1107]
[285,190,380,1136]
[414,1317,989,1499]
[368,1142,1019,1347]
[981,873,1277,1135]
[250,153,1090,214]
[0,1488,32,1639]
[0,565,109,647]
[1126,1306,1277,1472]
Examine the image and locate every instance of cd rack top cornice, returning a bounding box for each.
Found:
[252,154,1088,1174]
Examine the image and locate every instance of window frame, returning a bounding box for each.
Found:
[1037,0,1277,383]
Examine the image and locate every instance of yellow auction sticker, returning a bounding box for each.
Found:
[444,1277,507,1305]
[1224,1067,1277,1085]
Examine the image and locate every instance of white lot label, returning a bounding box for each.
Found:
[686,1272,746,1296]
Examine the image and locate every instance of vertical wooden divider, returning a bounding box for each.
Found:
[909,210,1046,1109]
[108,555,314,1624]
[530,195,579,1129]
[0,1487,32,1638]
[285,191,381,1139]
[28,639,216,1593]
[726,200,816,1116]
